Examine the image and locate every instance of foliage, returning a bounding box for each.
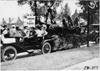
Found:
[77,0,99,24]
[18,0,62,16]
[56,3,71,21]
[63,3,71,19]
[18,0,55,5]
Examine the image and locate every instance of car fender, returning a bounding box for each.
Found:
[43,39,55,48]
[1,43,24,53]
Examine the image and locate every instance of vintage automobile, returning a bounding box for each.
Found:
[80,24,99,44]
[89,24,99,43]
[1,34,55,62]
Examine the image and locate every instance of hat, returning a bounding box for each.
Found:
[42,24,47,29]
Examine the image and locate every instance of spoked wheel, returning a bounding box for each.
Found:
[96,37,99,44]
[75,43,81,48]
[2,46,17,62]
[42,42,51,54]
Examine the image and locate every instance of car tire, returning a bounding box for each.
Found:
[95,37,99,44]
[1,46,17,62]
[76,43,81,48]
[42,42,51,54]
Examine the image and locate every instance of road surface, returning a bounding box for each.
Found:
[63,57,100,70]
[1,44,99,70]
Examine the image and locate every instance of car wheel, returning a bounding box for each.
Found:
[76,43,81,48]
[42,42,51,54]
[95,37,99,44]
[1,46,17,62]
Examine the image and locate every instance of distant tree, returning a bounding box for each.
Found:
[63,3,71,19]
[18,0,61,16]
[18,0,62,24]
[56,3,71,20]
[72,9,79,21]
[77,0,99,24]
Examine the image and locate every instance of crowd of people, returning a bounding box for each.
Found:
[0,24,48,42]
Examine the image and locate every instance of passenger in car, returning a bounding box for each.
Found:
[41,24,48,36]
[35,25,47,42]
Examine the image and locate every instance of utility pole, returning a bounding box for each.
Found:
[87,6,90,47]
[34,0,37,24]
[87,1,96,47]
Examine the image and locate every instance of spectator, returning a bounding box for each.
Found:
[62,18,67,28]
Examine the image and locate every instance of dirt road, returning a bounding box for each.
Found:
[1,44,99,70]
[63,57,100,70]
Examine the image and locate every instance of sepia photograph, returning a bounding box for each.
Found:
[0,0,100,70]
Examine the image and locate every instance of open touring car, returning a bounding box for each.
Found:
[1,35,55,62]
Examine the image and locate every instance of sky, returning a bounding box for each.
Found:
[56,0,81,15]
[0,0,32,23]
[0,0,81,23]
[63,0,81,14]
